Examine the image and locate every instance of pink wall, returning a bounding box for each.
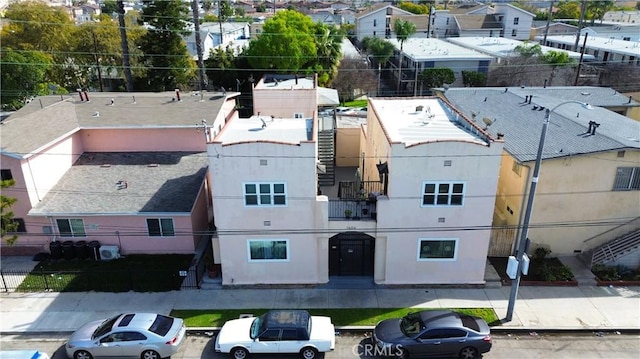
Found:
[81,128,207,152]
[190,181,211,245]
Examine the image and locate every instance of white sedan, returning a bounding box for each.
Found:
[215,310,335,359]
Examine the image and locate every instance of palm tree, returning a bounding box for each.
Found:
[394,19,416,95]
[314,25,343,86]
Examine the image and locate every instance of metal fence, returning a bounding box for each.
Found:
[0,266,201,293]
[329,199,377,220]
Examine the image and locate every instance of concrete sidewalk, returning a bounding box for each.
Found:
[1,285,639,334]
[1,255,639,334]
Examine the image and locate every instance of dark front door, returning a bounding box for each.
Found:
[329,232,374,276]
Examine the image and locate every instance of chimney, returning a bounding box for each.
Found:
[77,89,84,101]
[544,79,547,88]
[295,74,298,85]
[175,89,181,101]
[528,96,532,104]
[84,91,90,102]
[629,96,633,104]
[587,120,594,133]
[591,122,600,135]
[497,132,504,139]
[110,98,115,106]
[504,87,508,93]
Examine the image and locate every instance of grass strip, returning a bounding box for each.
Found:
[170,308,499,328]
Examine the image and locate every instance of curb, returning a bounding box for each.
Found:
[2,328,639,338]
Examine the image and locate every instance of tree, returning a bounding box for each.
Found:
[1,49,53,110]
[587,1,614,24]
[312,24,344,86]
[398,1,431,14]
[245,10,317,73]
[514,43,543,57]
[554,1,581,19]
[137,0,196,91]
[101,0,118,15]
[394,19,416,95]
[361,37,395,68]
[332,57,377,102]
[204,44,241,91]
[542,50,574,86]
[1,2,76,88]
[461,71,487,87]
[1,179,19,246]
[418,68,454,94]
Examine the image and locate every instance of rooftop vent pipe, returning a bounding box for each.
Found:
[175,89,181,101]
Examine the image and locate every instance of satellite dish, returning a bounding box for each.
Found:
[482,117,493,127]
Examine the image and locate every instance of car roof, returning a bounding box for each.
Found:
[418,310,463,329]
[262,310,310,328]
[0,351,50,359]
[115,313,161,330]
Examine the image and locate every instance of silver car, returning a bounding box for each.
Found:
[65,313,186,359]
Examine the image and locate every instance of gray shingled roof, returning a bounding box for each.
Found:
[441,87,640,162]
[454,15,503,30]
[29,152,208,215]
[0,91,226,157]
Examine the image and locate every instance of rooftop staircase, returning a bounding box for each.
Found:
[317,130,335,187]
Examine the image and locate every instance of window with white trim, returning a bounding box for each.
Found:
[248,240,289,261]
[244,182,287,206]
[512,160,522,176]
[56,219,86,237]
[511,29,517,37]
[513,17,519,25]
[422,182,465,206]
[146,218,175,237]
[613,167,640,191]
[418,238,458,260]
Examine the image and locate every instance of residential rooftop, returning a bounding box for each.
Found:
[29,152,208,216]
[446,37,594,61]
[369,97,491,147]
[441,87,640,162]
[214,115,314,146]
[387,38,494,62]
[0,91,227,157]
[254,75,316,90]
[543,35,640,57]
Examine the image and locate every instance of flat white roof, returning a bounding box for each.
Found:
[254,77,315,90]
[446,37,595,60]
[388,38,494,61]
[544,35,640,57]
[370,98,486,147]
[215,115,312,145]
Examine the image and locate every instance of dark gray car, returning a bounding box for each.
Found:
[372,310,492,359]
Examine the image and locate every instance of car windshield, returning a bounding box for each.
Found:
[92,315,120,339]
[149,315,175,336]
[400,313,422,336]
[249,315,264,339]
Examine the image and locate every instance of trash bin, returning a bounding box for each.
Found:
[49,241,63,260]
[74,240,88,260]
[62,240,75,260]
[88,240,101,261]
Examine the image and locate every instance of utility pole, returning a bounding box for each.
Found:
[191,0,206,91]
[574,0,587,52]
[542,1,553,45]
[117,0,133,92]
[573,33,588,86]
[92,31,104,92]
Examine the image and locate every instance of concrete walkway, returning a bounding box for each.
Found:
[1,256,639,334]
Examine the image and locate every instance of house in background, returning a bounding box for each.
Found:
[0,90,238,257]
[386,38,494,93]
[581,24,640,42]
[439,86,640,258]
[542,35,640,66]
[531,21,578,39]
[184,22,250,60]
[207,74,504,286]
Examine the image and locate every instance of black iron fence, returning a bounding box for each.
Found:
[0,266,201,292]
[329,199,377,220]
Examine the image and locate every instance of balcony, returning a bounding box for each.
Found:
[319,167,383,221]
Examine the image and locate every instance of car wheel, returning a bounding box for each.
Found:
[231,347,249,359]
[74,350,93,359]
[141,350,161,359]
[459,346,478,359]
[300,347,318,359]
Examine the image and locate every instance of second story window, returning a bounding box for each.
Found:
[422,182,465,206]
[613,167,640,191]
[373,19,377,27]
[513,17,519,25]
[57,219,86,237]
[244,182,287,206]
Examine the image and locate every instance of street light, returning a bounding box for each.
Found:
[505,100,592,322]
